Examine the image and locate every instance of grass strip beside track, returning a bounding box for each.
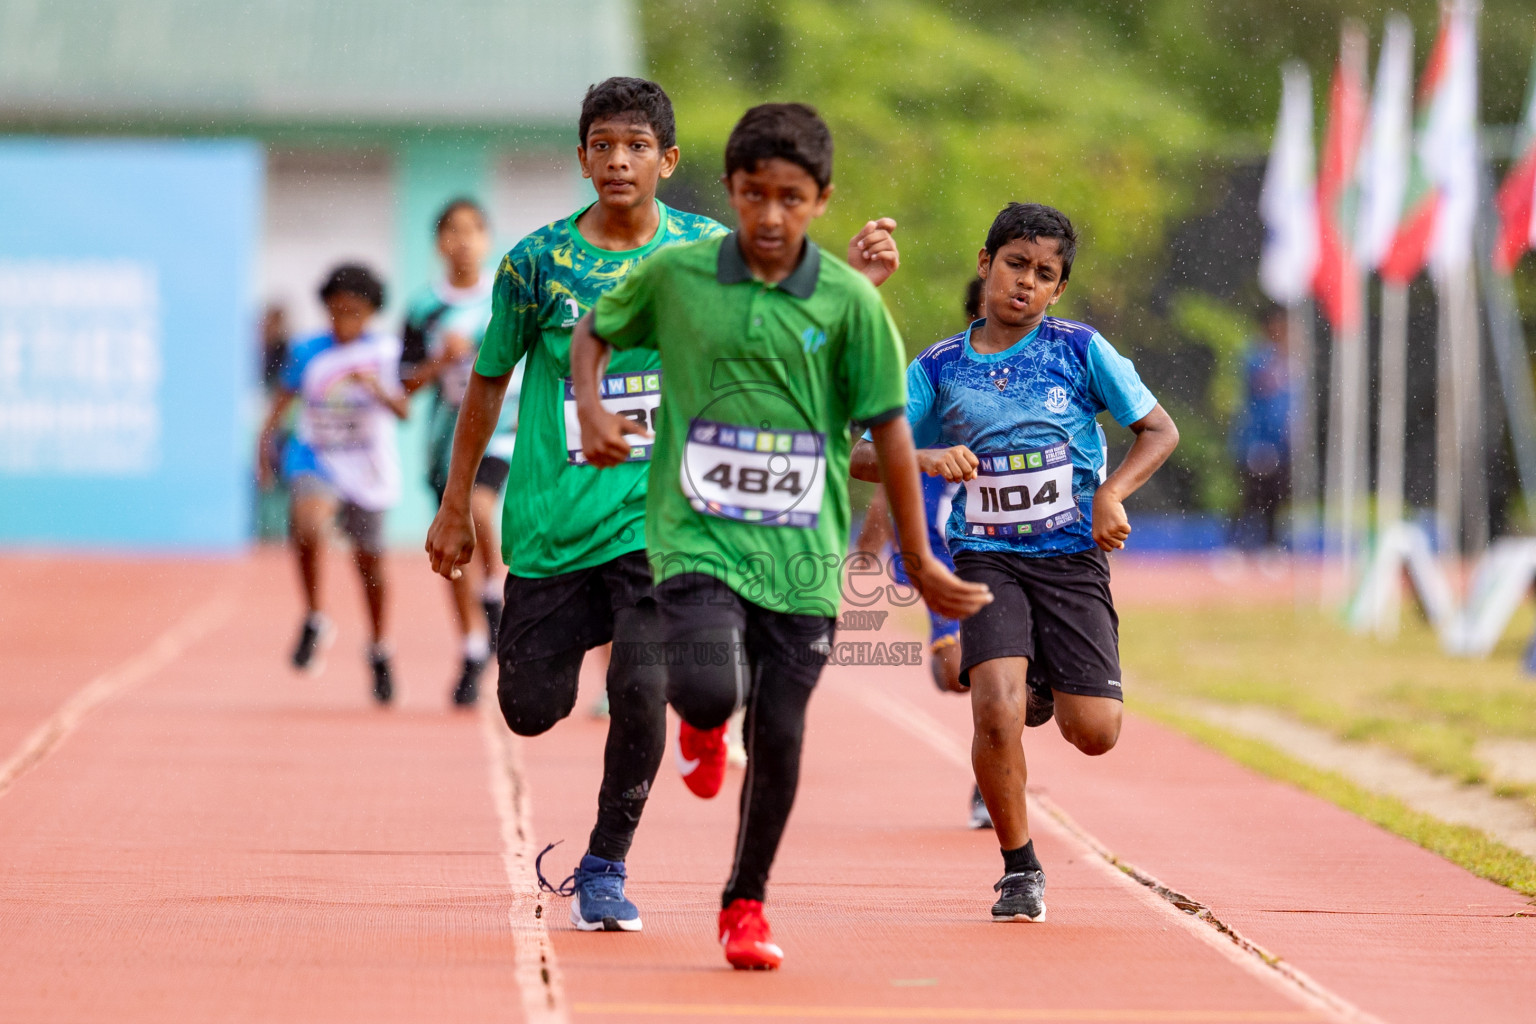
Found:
[1136,701,1536,901]
[1118,603,1536,801]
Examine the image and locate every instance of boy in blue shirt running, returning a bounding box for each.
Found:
[851,203,1178,924]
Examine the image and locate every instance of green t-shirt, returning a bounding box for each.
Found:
[593,233,907,617]
[474,201,727,577]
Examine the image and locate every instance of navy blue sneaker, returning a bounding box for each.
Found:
[538,844,642,932]
[568,854,641,932]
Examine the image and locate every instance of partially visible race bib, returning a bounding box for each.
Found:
[564,371,661,464]
[963,442,1078,538]
[308,393,373,451]
[681,418,826,528]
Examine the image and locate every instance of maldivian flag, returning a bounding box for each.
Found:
[1493,50,1536,273]
[1259,63,1320,305]
[1312,27,1368,332]
[1381,1,1480,284]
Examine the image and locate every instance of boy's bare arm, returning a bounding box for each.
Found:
[868,417,992,619]
[1092,403,1179,552]
[256,389,295,488]
[402,332,472,395]
[852,484,893,557]
[424,369,510,578]
[851,437,978,484]
[570,312,650,468]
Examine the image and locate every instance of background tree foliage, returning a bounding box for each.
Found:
[642,0,1536,519]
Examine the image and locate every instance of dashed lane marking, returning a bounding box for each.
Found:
[845,683,1385,1024]
[480,703,569,1024]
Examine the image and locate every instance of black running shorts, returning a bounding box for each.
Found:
[429,453,510,504]
[498,550,654,663]
[953,548,1123,701]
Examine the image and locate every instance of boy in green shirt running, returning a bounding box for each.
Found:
[572,102,990,970]
[426,79,905,936]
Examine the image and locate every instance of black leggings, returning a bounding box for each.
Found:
[497,602,668,862]
[657,574,834,907]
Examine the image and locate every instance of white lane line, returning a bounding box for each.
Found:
[480,704,568,1024]
[845,682,1385,1024]
[0,591,238,800]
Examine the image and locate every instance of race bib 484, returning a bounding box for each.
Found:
[680,418,826,528]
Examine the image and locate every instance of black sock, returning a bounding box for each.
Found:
[1002,839,1041,875]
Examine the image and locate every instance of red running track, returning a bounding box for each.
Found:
[1,550,1531,1022]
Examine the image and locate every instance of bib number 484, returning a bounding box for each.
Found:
[699,462,805,497]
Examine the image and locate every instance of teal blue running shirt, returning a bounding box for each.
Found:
[901,316,1156,558]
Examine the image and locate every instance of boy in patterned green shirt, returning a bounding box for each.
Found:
[572,102,990,969]
[426,79,906,936]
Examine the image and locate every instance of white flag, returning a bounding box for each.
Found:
[1425,0,1480,278]
[1355,14,1414,271]
[1260,64,1320,305]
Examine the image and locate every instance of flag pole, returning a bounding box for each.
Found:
[1323,313,1346,600]
[1458,260,1488,555]
[1374,280,1409,633]
[1289,298,1319,606]
[1357,12,1415,635]
[1434,271,1461,558]
[1325,21,1370,604]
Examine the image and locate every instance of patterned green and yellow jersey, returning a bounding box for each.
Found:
[474,200,727,577]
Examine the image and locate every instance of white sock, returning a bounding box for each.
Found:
[464,631,490,662]
[367,641,391,662]
[305,610,330,630]
[481,576,503,603]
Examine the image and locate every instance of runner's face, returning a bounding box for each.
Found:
[724,159,831,275]
[437,208,489,278]
[579,118,679,213]
[325,292,375,344]
[977,237,1068,332]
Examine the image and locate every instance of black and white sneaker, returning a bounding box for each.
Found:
[1024,682,1054,728]
[370,648,395,705]
[968,784,993,830]
[482,599,503,650]
[291,614,335,675]
[452,656,486,707]
[992,869,1046,922]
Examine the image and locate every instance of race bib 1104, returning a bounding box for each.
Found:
[962,442,1079,538]
[564,372,661,465]
[680,418,826,528]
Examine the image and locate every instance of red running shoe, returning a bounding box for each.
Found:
[676,720,728,799]
[718,898,783,970]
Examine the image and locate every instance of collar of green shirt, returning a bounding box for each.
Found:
[716,232,822,299]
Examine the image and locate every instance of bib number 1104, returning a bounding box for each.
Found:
[972,477,1059,514]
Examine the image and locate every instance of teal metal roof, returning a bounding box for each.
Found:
[0,1,640,128]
